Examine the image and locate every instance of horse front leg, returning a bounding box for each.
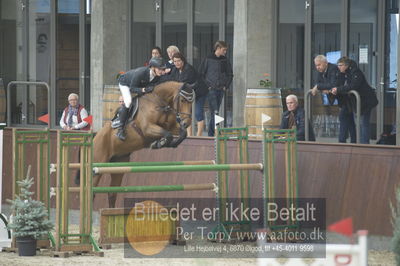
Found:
[150,130,173,149]
[143,124,173,149]
[167,127,187,148]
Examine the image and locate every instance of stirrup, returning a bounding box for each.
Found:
[111,119,123,129]
[115,128,126,141]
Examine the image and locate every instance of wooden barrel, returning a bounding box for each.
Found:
[0,79,5,123]
[244,88,283,139]
[102,85,121,125]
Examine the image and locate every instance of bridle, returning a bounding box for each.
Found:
[142,85,195,127]
[173,87,194,127]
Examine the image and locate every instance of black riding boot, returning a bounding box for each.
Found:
[115,106,129,141]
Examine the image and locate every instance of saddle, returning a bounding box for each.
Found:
[111,97,139,128]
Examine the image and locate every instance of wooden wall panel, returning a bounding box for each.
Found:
[2,128,400,235]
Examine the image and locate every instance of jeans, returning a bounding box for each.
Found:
[359,109,371,144]
[195,94,208,121]
[338,106,356,143]
[207,89,224,136]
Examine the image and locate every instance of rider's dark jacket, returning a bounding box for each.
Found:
[118,67,160,95]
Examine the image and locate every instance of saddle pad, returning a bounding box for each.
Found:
[111,97,139,128]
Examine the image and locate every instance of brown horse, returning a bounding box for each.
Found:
[92,81,194,207]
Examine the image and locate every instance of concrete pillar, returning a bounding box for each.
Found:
[91,0,129,131]
[232,0,274,127]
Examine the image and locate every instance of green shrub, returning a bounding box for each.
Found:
[7,177,53,239]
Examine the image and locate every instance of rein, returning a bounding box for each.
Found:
[173,88,194,124]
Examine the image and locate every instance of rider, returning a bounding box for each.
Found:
[115,57,167,141]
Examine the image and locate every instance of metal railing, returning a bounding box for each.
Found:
[6,81,51,128]
[305,90,361,143]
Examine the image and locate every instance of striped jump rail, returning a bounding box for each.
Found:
[92,163,264,175]
[59,183,217,194]
[49,160,215,171]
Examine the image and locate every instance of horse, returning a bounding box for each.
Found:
[92,81,194,207]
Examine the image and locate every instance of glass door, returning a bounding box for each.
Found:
[311,0,342,140]
[162,0,187,60]
[277,0,306,108]
[7,0,51,127]
[131,0,156,68]
[349,0,379,140]
[383,0,398,136]
[79,0,91,110]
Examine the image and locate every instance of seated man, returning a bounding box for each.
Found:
[280,94,315,141]
[116,57,166,141]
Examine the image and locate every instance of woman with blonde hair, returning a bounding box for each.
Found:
[165,45,180,73]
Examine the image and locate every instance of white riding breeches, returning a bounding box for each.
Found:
[119,83,132,108]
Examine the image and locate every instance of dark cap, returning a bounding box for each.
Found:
[149,57,166,69]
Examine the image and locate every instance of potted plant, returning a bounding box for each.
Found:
[7,176,53,256]
[259,73,272,88]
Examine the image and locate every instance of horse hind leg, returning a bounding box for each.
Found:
[108,173,125,208]
[107,154,130,208]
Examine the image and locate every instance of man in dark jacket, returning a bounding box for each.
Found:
[115,57,166,141]
[198,40,233,136]
[332,57,378,144]
[280,94,315,141]
[312,55,339,97]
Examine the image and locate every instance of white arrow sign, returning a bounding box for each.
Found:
[214,114,225,127]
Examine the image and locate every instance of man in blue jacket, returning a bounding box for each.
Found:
[198,40,233,136]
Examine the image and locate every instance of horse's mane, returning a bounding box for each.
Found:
[154,81,182,92]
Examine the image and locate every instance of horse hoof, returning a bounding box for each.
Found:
[159,138,167,146]
[150,141,159,149]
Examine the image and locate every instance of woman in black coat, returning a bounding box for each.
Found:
[160,52,197,85]
[159,52,198,135]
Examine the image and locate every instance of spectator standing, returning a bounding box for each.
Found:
[60,93,90,130]
[165,45,180,73]
[160,52,197,84]
[159,52,198,136]
[332,57,378,144]
[198,40,233,136]
[151,46,162,58]
[280,94,315,141]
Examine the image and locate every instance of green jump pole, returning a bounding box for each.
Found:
[93,163,264,174]
[91,183,216,193]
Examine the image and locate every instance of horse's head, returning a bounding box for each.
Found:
[174,83,195,129]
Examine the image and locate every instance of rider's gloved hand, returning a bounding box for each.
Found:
[135,88,144,96]
[144,86,154,93]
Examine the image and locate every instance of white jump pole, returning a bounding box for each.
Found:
[0,123,4,213]
[0,122,11,248]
